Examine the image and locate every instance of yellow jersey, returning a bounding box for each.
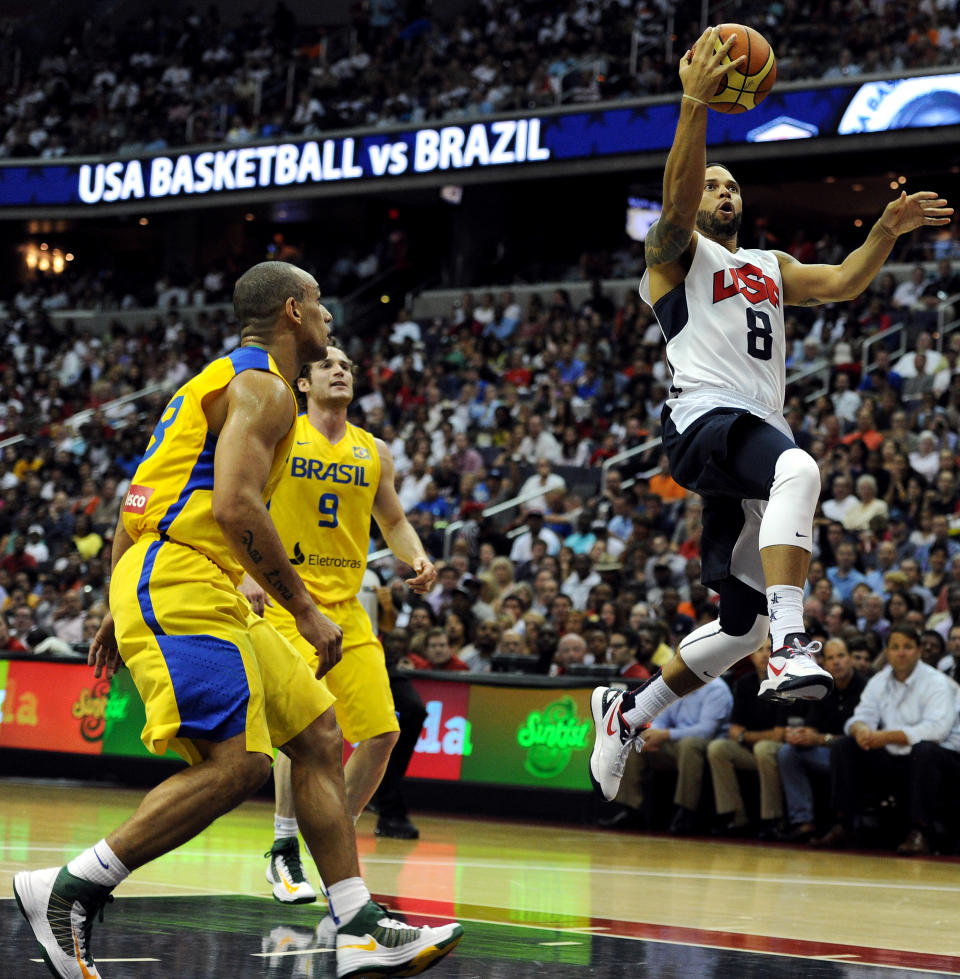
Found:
[121,347,296,584]
[268,414,380,604]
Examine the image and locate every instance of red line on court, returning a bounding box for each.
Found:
[376,893,960,974]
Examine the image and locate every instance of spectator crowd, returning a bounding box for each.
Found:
[3,194,960,855]
[3,0,960,158]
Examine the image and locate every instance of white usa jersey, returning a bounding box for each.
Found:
[640,234,786,434]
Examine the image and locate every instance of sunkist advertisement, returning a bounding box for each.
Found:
[0,660,112,754]
[0,660,179,759]
[0,661,594,790]
[398,679,594,790]
[460,686,594,791]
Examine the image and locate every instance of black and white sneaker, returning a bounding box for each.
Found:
[759,636,832,702]
[588,687,644,802]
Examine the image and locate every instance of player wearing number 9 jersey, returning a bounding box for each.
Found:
[254,343,438,907]
[587,25,954,805]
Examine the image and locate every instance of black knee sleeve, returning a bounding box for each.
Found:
[718,576,769,637]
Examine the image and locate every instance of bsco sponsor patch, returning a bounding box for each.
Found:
[122,484,154,514]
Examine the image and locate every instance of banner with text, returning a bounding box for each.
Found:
[2,73,958,211]
[0,661,597,791]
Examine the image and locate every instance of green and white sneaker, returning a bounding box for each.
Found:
[13,866,113,979]
[265,837,317,905]
[336,900,463,978]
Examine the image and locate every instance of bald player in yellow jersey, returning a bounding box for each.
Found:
[242,343,436,906]
[13,262,461,979]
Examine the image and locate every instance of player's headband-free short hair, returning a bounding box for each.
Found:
[705,161,736,180]
[233,260,308,328]
[297,340,353,380]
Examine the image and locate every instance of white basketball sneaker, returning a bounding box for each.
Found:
[588,686,645,802]
[759,635,833,702]
[265,836,317,904]
[13,866,113,979]
[336,901,463,978]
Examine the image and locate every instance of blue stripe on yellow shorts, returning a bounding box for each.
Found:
[136,539,249,745]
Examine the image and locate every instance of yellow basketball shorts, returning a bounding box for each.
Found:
[111,535,335,765]
[265,596,398,744]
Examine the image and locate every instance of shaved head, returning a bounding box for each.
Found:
[233,261,311,335]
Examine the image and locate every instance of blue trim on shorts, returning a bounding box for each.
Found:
[157,633,250,744]
[157,431,216,534]
[137,538,249,744]
[137,539,165,635]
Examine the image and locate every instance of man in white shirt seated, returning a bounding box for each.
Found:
[840,474,889,533]
[562,553,601,611]
[830,372,862,426]
[891,265,930,316]
[518,417,562,465]
[398,452,432,512]
[820,474,858,524]
[893,331,947,377]
[389,308,421,345]
[812,624,960,855]
[509,510,561,562]
[517,457,566,511]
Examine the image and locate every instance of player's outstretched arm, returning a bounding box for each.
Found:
[647,26,744,268]
[213,369,342,673]
[371,438,437,595]
[776,190,952,306]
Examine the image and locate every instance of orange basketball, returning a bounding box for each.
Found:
[709,23,776,114]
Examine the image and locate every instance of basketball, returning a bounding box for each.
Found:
[709,23,776,113]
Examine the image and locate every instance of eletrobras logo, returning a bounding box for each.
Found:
[516,696,591,779]
[288,542,362,569]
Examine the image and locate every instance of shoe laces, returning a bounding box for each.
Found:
[611,732,645,779]
[784,638,823,659]
[266,841,308,883]
[376,914,419,934]
[366,904,423,946]
[72,893,113,963]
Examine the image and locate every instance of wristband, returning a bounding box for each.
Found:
[682,94,708,106]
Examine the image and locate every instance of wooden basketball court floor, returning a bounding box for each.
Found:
[2,778,960,978]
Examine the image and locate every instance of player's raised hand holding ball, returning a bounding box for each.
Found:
[680,24,777,113]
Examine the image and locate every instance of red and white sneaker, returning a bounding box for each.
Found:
[588,687,644,802]
[759,637,832,702]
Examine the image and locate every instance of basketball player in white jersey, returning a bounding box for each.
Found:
[589,25,952,801]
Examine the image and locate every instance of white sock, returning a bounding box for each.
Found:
[622,676,679,731]
[327,876,371,927]
[766,584,805,650]
[274,815,299,841]
[353,813,360,826]
[67,839,130,889]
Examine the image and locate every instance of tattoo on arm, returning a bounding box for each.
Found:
[240,529,263,563]
[645,217,693,266]
[794,297,822,307]
[264,567,293,601]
